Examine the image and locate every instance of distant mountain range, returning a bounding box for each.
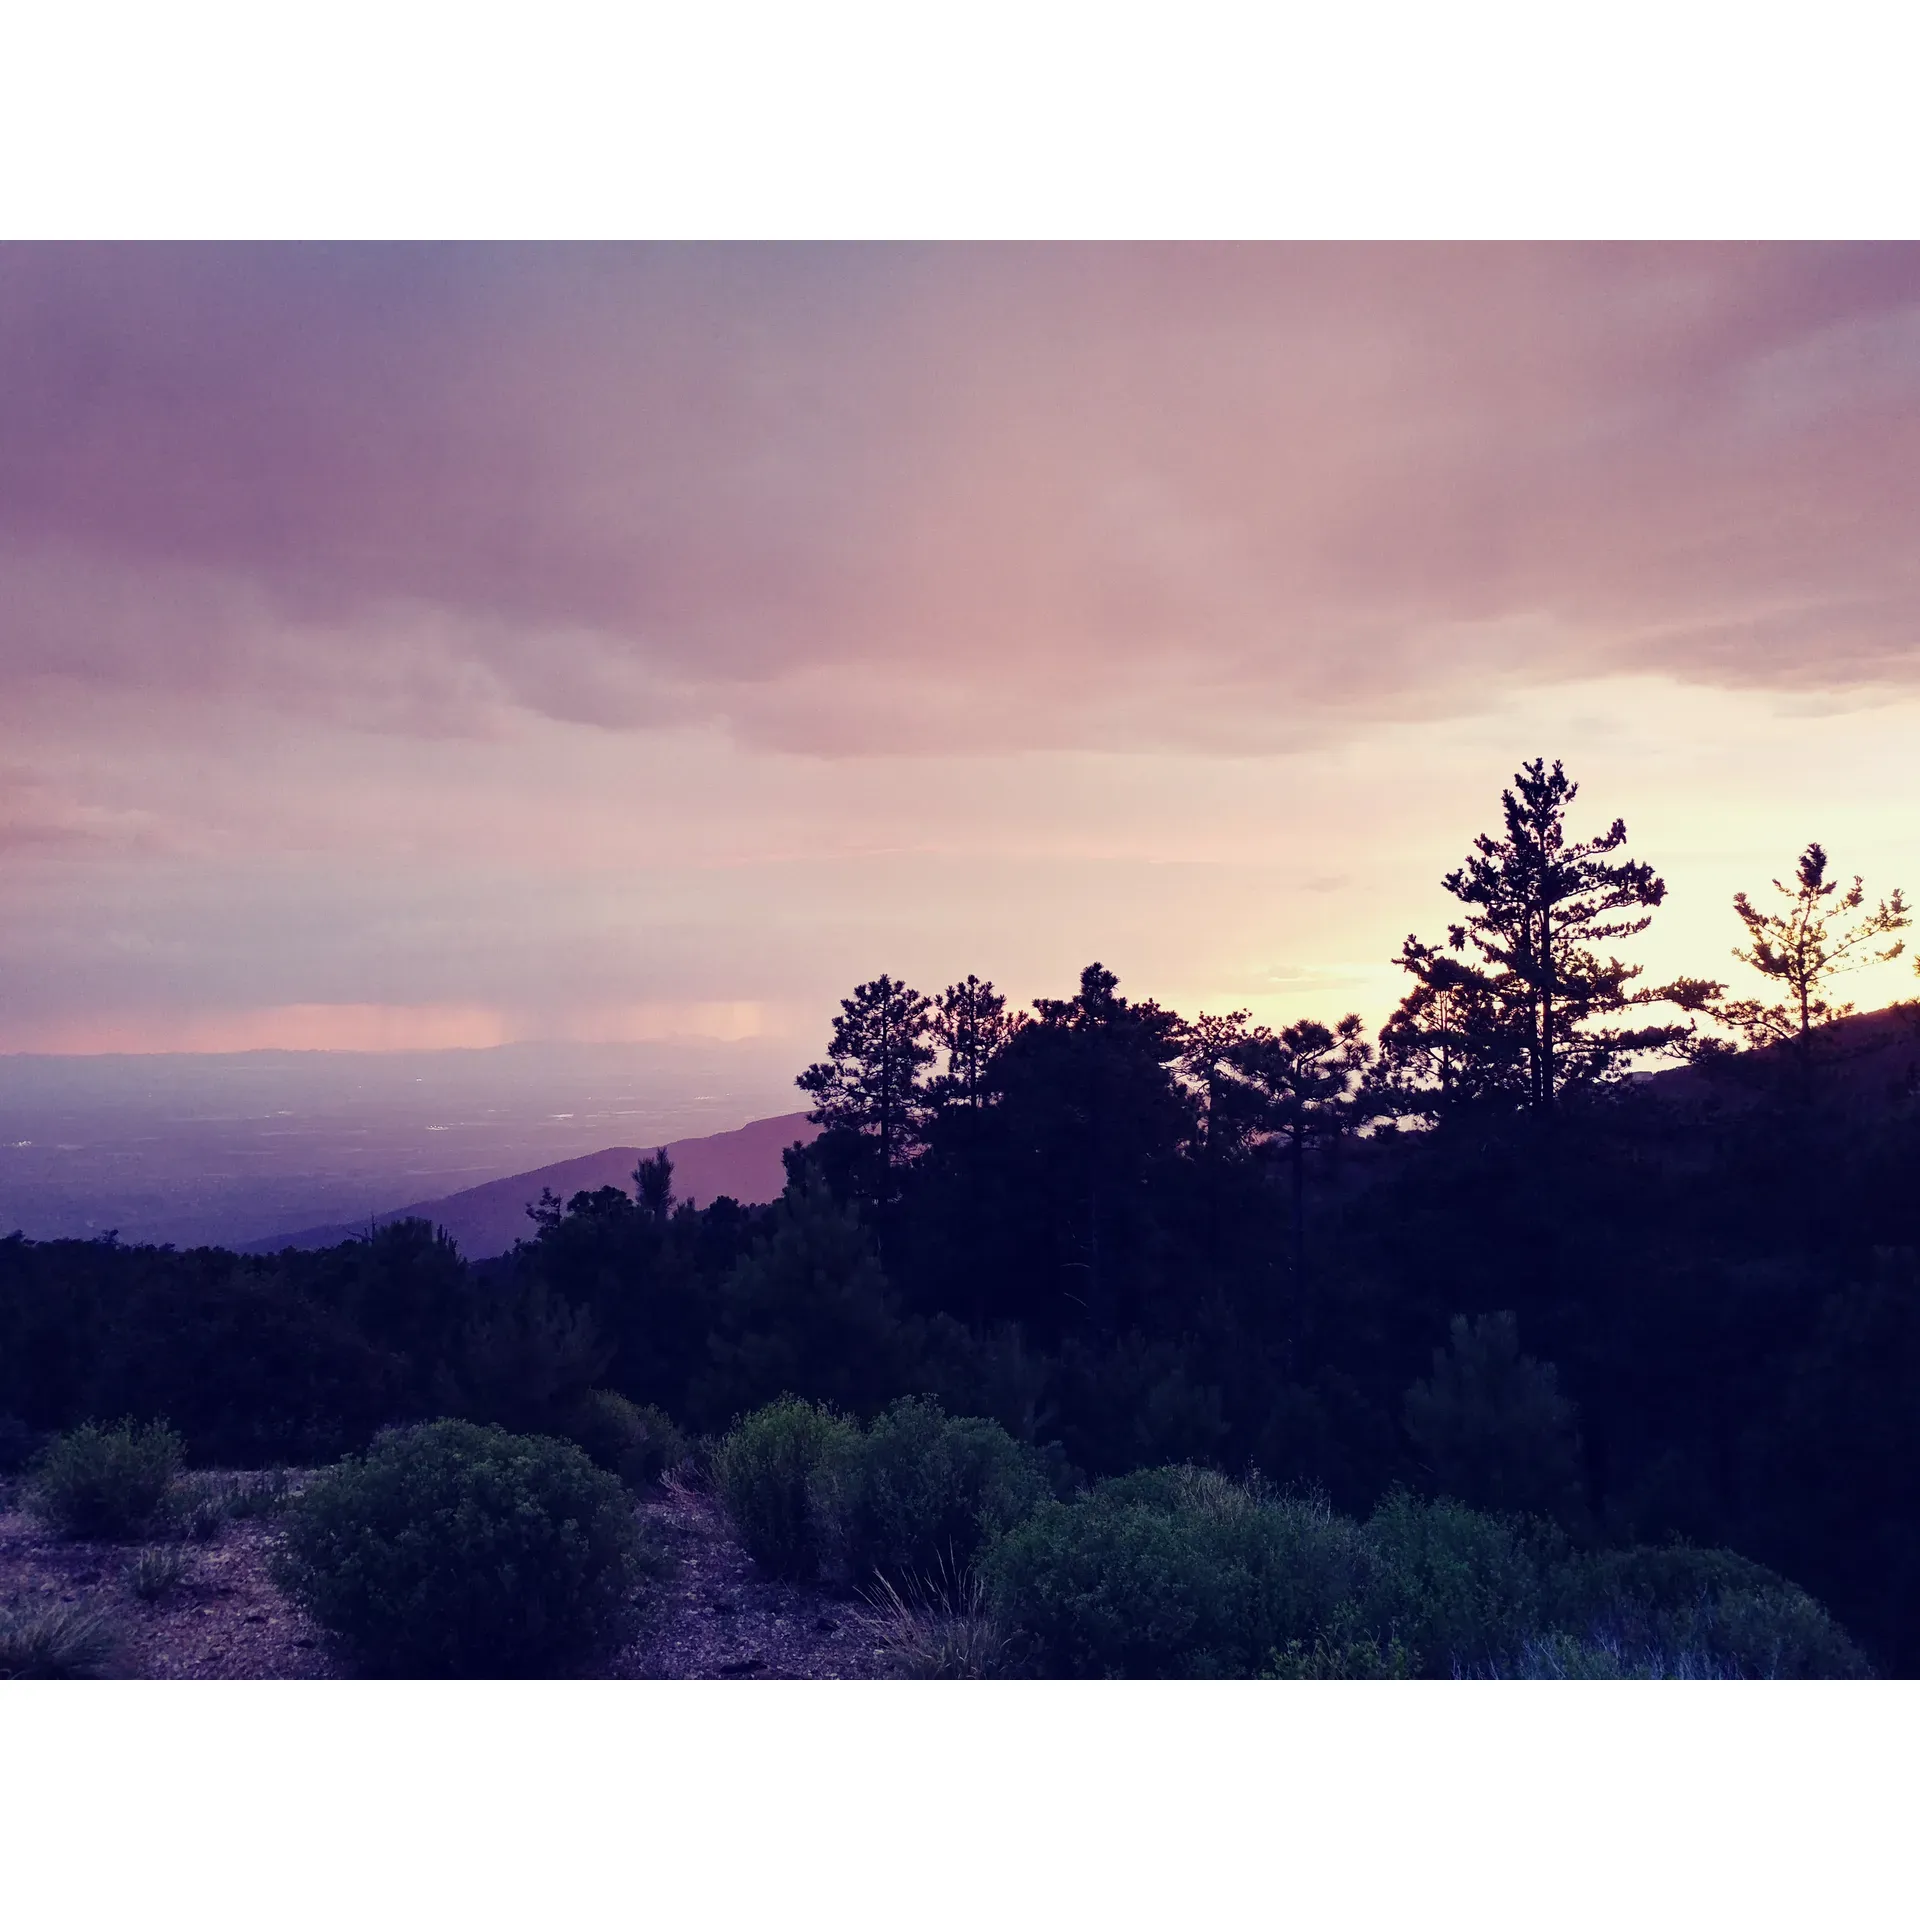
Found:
[241,1111,818,1259]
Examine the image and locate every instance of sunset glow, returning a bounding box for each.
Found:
[4,244,1918,1056]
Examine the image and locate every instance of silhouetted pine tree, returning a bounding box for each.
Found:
[796,974,936,1210]
[1387,758,1718,1118]
[1234,1013,1372,1281]
[1718,842,1910,1102]
[928,974,1024,1113]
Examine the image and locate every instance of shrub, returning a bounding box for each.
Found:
[1546,1544,1870,1678]
[816,1396,1051,1589]
[0,1601,119,1679]
[271,1420,646,1677]
[1267,1604,1414,1679]
[568,1390,689,1489]
[29,1419,183,1540]
[711,1397,859,1579]
[1358,1491,1553,1676]
[981,1469,1370,1678]
[128,1545,190,1604]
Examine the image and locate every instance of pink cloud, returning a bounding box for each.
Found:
[3,247,1918,1054]
[1,245,1916,760]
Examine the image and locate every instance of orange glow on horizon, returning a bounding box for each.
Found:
[0,1000,791,1057]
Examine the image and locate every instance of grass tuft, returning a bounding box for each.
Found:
[866,1557,1019,1679]
[128,1544,191,1604]
[0,1601,120,1679]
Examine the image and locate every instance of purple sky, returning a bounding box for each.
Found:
[3,244,1917,1054]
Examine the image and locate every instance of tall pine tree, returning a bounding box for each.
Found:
[796,974,936,1207]
[1388,758,1717,1117]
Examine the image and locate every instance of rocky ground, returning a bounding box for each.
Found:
[0,1470,895,1681]
[613,1474,892,1679]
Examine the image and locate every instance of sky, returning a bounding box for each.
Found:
[3,243,1918,1062]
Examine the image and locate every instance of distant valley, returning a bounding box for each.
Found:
[0,1039,808,1248]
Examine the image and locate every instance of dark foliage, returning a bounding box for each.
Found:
[1403,1312,1586,1525]
[1547,1543,1869,1679]
[710,1396,859,1580]
[29,1418,183,1539]
[982,1468,1371,1678]
[1358,1491,1554,1675]
[815,1395,1051,1589]
[566,1389,689,1488]
[272,1420,645,1677]
[701,1174,913,1422]
[0,1414,35,1472]
[983,1473,1865,1680]
[90,1261,399,1466]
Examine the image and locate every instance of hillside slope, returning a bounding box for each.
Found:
[243,1111,818,1258]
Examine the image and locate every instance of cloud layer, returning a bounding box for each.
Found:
[3,245,1918,1049]
[7,245,1920,750]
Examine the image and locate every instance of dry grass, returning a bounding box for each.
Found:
[0,1599,120,1678]
[864,1560,1019,1679]
[127,1545,190,1604]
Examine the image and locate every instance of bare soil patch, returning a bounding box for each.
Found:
[0,1473,340,1678]
[613,1475,891,1679]
[1,1472,890,1680]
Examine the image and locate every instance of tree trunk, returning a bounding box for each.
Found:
[1289,1130,1306,1286]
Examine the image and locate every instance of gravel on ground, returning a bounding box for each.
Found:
[1,1470,893,1680]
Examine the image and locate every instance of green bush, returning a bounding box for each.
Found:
[1267,1604,1414,1679]
[29,1419,183,1540]
[0,1600,119,1679]
[271,1420,646,1677]
[711,1397,859,1579]
[1358,1491,1553,1677]
[568,1390,689,1489]
[981,1469,1370,1678]
[1545,1545,1870,1678]
[816,1396,1051,1589]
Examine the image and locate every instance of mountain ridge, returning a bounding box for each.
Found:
[240,1111,818,1259]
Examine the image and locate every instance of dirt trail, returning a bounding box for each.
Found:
[614,1476,890,1678]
